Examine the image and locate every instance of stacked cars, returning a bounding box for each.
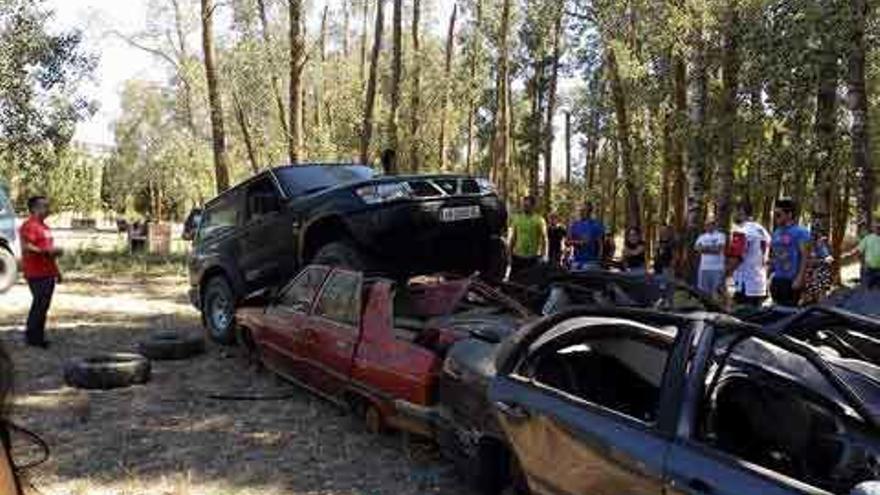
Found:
[191,166,880,494]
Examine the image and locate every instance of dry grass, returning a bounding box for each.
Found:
[0,267,470,495]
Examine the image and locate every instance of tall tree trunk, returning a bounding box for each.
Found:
[289,0,305,163]
[257,0,289,144]
[343,1,351,57]
[492,0,512,195]
[387,0,403,162]
[466,0,482,176]
[717,0,739,231]
[607,48,640,229]
[687,25,709,245]
[543,12,563,213]
[360,0,370,87]
[170,0,196,134]
[439,4,458,170]
[848,0,875,235]
[671,56,687,235]
[565,111,572,184]
[812,8,839,236]
[410,0,422,172]
[233,92,260,174]
[316,5,328,129]
[361,0,385,166]
[529,65,544,200]
[200,0,230,192]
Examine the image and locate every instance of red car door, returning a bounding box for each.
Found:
[305,268,363,398]
[256,266,330,383]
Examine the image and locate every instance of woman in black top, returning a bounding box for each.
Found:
[547,213,568,268]
[623,227,647,273]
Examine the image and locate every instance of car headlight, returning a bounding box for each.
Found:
[355,182,413,204]
[476,178,496,195]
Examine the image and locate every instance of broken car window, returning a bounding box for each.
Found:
[314,271,360,327]
[278,266,330,313]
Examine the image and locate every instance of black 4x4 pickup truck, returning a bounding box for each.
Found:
[189,164,508,343]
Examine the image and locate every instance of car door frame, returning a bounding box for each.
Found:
[490,316,692,495]
[304,268,364,399]
[238,173,292,293]
[665,321,863,495]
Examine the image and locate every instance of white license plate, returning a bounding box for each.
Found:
[440,205,482,222]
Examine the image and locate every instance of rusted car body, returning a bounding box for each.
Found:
[236,265,530,435]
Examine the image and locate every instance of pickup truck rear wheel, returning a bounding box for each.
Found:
[312,241,369,271]
[0,247,17,293]
[203,276,236,345]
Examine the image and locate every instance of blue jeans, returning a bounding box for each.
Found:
[26,277,55,345]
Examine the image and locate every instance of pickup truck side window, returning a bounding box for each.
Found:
[246,176,281,223]
[314,271,360,327]
[698,337,874,493]
[278,266,329,313]
[520,327,674,424]
[200,193,240,239]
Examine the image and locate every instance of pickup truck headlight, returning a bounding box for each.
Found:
[355,182,413,204]
[476,178,496,195]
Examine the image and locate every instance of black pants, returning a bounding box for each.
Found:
[866,268,880,289]
[770,277,801,307]
[26,277,56,345]
[511,255,540,275]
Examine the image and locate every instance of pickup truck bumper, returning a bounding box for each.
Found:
[345,196,508,277]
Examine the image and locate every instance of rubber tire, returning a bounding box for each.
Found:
[202,276,236,345]
[311,241,369,271]
[137,331,205,360]
[0,247,17,294]
[63,353,151,390]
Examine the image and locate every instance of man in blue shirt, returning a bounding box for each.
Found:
[769,198,811,306]
[568,202,605,271]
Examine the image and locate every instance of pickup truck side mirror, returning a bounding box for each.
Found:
[851,481,880,495]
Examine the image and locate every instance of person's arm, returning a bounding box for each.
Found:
[509,223,517,254]
[597,227,605,260]
[539,219,549,258]
[793,236,810,289]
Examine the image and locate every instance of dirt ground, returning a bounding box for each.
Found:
[0,265,471,495]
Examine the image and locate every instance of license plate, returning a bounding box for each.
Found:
[440,205,482,222]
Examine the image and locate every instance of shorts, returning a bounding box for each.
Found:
[734,292,766,307]
[698,270,725,296]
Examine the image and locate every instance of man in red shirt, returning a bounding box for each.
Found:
[19,196,63,348]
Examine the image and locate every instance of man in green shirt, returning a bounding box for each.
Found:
[510,196,547,274]
[847,217,880,288]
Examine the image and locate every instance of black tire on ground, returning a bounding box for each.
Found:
[202,276,237,345]
[311,241,370,271]
[137,331,206,360]
[0,247,17,293]
[63,353,151,390]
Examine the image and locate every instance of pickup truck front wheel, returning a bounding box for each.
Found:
[203,276,236,345]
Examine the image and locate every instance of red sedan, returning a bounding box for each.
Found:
[236,265,530,435]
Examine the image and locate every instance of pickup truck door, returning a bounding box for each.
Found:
[238,175,293,293]
[306,268,363,398]
[491,320,682,495]
[259,266,330,383]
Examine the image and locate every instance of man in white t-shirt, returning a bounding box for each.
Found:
[729,202,771,307]
[694,218,726,298]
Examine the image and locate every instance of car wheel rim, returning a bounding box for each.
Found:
[210,293,231,334]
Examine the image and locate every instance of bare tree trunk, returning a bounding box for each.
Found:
[288,0,305,163]
[466,0,482,176]
[565,111,572,184]
[200,0,230,192]
[607,48,640,229]
[387,0,403,162]
[361,0,385,166]
[687,25,708,244]
[438,4,458,171]
[849,0,875,235]
[170,0,197,134]
[529,65,544,200]
[257,0,289,144]
[343,1,351,58]
[360,0,370,87]
[812,7,839,236]
[233,92,260,174]
[410,0,422,172]
[316,5,328,130]
[717,0,739,231]
[543,11,563,213]
[493,0,512,195]
[671,56,687,235]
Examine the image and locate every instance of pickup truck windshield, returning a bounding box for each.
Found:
[274,165,374,196]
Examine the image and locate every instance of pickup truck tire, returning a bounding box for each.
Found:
[203,276,237,345]
[137,331,205,360]
[0,247,16,293]
[63,353,151,390]
[312,241,369,271]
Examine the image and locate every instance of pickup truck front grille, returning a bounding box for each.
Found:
[405,178,483,198]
